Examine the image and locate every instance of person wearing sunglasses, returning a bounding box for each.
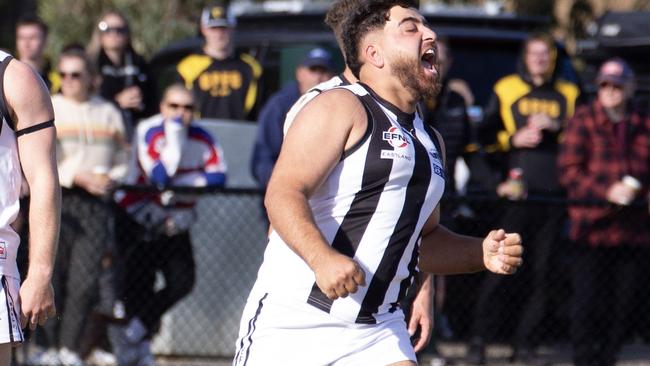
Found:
[33,47,129,366]
[87,10,156,140]
[111,84,227,366]
[559,57,650,366]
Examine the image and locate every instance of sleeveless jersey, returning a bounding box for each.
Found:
[283,75,347,135]
[0,51,22,278]
[252,83,445,324]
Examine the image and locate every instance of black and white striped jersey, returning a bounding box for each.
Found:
[283,74,348,135]
[253,82,445,324]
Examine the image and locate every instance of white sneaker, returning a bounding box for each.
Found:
[86,348,117,366]
[58,347,85,366]
[28,347,62,366]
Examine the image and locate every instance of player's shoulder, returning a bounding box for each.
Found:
[290,75,345,111]
[3,58,52,115]
[310,84,364,110]
[4,57,43,90]
[311,75,344,93]
[290,85,366,134]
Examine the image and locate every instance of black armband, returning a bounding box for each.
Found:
[15,119,54,137]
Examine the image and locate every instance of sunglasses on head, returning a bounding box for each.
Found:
[98,21,128,35]
[166,102,194,111]
[58,71,83,80]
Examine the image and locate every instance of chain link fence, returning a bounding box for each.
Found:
[15,187,650,365]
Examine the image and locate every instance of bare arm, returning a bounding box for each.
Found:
[6,59,60,329]
[408,272,434,352]
[265,89,368,300]
[418,207,523,275]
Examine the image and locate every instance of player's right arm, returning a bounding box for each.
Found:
[265,88,367,300]
[6,59,60,329]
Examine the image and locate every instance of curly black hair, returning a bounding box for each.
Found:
[341,0,418,78]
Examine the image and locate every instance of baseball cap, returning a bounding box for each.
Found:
[300,48,334,70]
[201,4,236,28]
[596,57,635,86]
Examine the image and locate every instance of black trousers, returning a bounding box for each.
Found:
[570,245,643,366]
[471,199,566,345]
[115,211,196,336]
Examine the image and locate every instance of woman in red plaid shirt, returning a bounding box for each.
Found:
[558,57,650,366]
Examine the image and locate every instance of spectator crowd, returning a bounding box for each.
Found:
[3,1,649,366]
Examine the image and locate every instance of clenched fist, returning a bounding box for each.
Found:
[483,229,523,274]
[312,251,366,300]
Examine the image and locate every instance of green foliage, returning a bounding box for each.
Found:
[38,0,206,61]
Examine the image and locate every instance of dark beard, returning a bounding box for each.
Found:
[391,55,441,101]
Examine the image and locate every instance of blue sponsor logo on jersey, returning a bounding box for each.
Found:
[432,164,445,179]
[428,149,440,161]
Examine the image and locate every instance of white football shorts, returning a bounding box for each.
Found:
[233,291,416,366]
[0,275,23,344]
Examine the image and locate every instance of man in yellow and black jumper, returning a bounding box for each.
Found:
[468,33,580,365]
[177,3,262,121]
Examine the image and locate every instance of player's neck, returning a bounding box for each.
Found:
[361,72,417,114]
[342,68,357,83]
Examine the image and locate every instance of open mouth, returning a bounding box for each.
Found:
[421,47,437,72]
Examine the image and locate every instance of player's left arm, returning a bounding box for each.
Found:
[408,272,433,353]
[6,59,60,329]
[418,206,523,275]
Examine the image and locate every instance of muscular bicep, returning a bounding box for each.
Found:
[7,60,59,199]
[268,89,367,198]
[5,60,54,131]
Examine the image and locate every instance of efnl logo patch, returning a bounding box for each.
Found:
[382,127,408,148]
[0,242,6,260]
